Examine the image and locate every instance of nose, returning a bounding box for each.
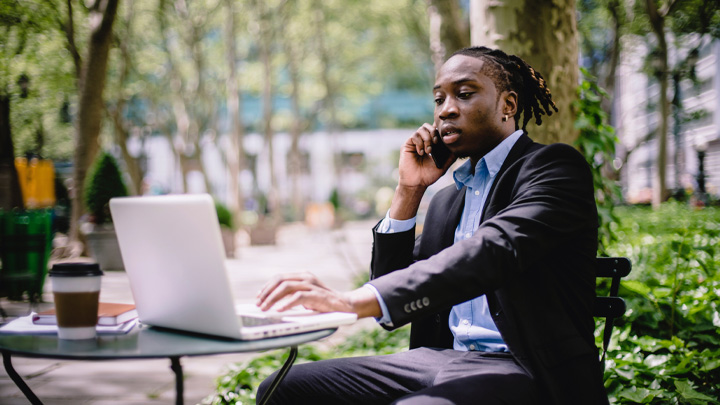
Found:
[437,98,458,120]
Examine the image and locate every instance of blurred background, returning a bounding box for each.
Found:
[0,0,718,264]
[2,2,720,402]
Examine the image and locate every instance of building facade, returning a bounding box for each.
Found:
[615,37,719,204]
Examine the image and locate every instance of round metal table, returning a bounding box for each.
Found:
[0,324,335,404]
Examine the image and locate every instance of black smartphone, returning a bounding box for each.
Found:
[430,129,452,169]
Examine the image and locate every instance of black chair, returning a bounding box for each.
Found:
[594,257,632,366]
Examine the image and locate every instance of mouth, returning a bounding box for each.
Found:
[441,127,461,144]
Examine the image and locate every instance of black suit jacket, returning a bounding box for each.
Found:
[368,134,609,404]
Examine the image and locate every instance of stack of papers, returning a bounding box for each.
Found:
[0,314,137,335]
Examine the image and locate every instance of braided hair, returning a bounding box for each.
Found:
[451,46,558,130]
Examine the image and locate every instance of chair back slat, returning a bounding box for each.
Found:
[596,257,631,278]
[593,296,626,318]
[594,257,632,368]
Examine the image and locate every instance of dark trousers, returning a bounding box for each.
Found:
[256,347,540,405]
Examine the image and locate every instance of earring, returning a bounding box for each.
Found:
[502,115,508,122]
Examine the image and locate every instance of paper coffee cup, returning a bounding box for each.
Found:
[49,263,104,340]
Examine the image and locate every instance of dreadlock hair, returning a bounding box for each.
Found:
[451,46,558,131]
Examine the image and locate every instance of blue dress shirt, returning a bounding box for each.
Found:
[369,129,524,352]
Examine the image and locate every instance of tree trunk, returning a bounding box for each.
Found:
[469,0,579,145]
[186,12,214,196]
[224,0,245,223]
[646,0,670,208]
[313,1,342,207]
[109,4,144,195]
[109,105,143,195]
[69,0,119,242]
[428,0,470,69]
[62,0,82,82]
[281,2,305,222]
[602,0,622,118]
[0,94,24,210]
[158,0,213,196]
[259,9,279,220]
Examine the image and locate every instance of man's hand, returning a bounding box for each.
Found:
[256,272,381,318]
[390,124,456,220]
[398,123,455,189]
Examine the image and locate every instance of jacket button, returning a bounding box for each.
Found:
[410,301,417,311]
[416,299,423,309]
[435,314,442,323]
[422,297,430,306]
[404,304,411,313]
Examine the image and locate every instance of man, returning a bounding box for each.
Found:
[256,46,607,404]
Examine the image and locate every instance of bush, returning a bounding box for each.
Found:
[574,68,622,255]
[83,152,128,225]
[215,201,234,230]
[602,203,720,404]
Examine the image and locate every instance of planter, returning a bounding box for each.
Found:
[221,227,236,258]
[84,225,124,271]
[249,222,278,246]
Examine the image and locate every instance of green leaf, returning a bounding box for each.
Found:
[643,354,669,368]
[614,367,635,380]
[622,280,653,299]
[618,386,656,403]
[700,357,720,373]
[674,379,716,401]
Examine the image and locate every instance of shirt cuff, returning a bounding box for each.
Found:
[376,211,416,234]
[363,284,394,327]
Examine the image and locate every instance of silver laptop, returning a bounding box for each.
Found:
[109,193,356,340]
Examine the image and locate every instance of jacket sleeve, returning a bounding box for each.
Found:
[367,143,597,329]
[369,220,418,280]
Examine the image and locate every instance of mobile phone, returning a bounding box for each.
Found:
[430,129,452,169]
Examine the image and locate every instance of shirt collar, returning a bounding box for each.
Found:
[453,129,524,190]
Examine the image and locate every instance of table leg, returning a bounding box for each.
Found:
[257,345,298,405]
[2,351,43,405]
[170,356,183,405]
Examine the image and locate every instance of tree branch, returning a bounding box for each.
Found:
[57,0,82,79]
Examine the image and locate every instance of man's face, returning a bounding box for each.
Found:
[433,55,512,164]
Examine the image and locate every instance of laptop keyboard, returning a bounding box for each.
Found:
[239,315,289,327]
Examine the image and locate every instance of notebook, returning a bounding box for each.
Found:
[109,194,357,340]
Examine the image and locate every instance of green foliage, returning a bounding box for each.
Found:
[574,69,622,255]
[203,326,410,404]
[670,0,720,38]
[83,152,128,224]
[329,188,341,210]
[215,201,234,230]
[0,1,77,159]
[603,203,720,404]
[205,345,328,405]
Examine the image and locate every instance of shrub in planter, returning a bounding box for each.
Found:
[83,152,128,270]
[84,152,128,225]
[215,200,237,257]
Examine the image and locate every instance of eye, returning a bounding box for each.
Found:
[434,97,444,106]
[458,92,474,99]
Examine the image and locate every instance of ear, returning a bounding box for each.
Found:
[502,91,518,118]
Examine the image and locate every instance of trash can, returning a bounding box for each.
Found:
[0,209,53,302]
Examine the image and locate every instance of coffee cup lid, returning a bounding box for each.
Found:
[49,262,104,277]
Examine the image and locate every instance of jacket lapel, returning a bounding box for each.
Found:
[480,132,535,223]
[441,186,466,247]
